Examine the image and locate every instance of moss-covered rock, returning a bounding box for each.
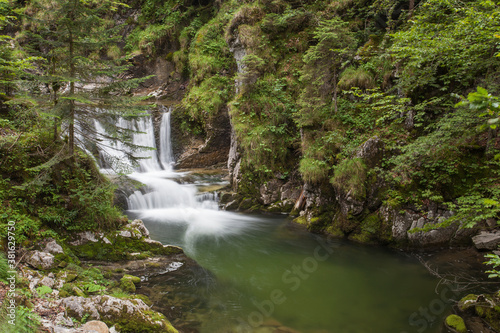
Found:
[68,227,183,261]
[445,314,467,333]
[293,215,307,225]
[127,273,139,282]
[120,274,141,293]
[60,295,178,333]
[458,294,478,311]
[238,198,254,210]
[120,279,136,293]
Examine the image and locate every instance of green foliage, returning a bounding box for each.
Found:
[387,100,486,201]
[444,170,500,229]
[456,86,500,132]
[330,158,367,199]
[338,66,375,90]
[182,75,233,122]
[189,15,234,84]
[0,253,9,282]
[230,75,298,174]
[485,253,500,279]
[0,129,124,240]
[298,17,356,122]
[36,285,53,297]
[0,305,40,333]
[299,158,330,183]
[238,54,266,91]
[391,0,500,96]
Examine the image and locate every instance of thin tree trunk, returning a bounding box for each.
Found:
[68,28,75,156]
[409,0,415,17]
[333,67,338,113]
[52,61,58,141]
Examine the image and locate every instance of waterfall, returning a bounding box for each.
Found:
[90,108,175,173]
[159,108,174,170]
[94,116,162,173]
[84,107,257,243]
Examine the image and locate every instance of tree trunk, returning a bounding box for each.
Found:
[409,0,415,17]
[52,62,58,141]
[68,26,75,156]
[333,67,338,113]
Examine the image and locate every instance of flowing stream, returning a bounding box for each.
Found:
[97,110,486,333]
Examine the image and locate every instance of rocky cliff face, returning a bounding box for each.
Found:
[222,133,480,249]
[173,107,232,169]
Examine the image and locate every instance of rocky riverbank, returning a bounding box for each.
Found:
[5,219,196,333]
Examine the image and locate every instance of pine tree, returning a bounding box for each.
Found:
[19,0,151,159]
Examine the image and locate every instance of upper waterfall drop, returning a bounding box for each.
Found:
[89,108,175,174]
[159,108,175,171]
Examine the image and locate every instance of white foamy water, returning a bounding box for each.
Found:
[118,109,259,244]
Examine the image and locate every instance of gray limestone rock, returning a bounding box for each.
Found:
[39,276,56,289]
[69,232,99,246]
[26,251,56,270]
[130,219,150,238]
[44,239,64,254]
[472,230,500,250]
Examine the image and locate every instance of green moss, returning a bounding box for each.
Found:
[349,213,391,244]
[65,274,78,282]
[72,286,86,297]
[458,294,477,311]
[293,215,307,225]
[445,314,467,333]
[122,274,141,284]
[69,233,183,261]
[349,232,370,243]
[325,225,345,237]
[120,279,136,293]
[131,294,152,306]
[58,261,68,268]
[106,309,178,333]
[238,198,254,210]
[330,158,367,200]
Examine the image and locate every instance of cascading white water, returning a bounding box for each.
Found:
[94,116,162,173]
[159,108,174,170]
[123,108,259,246]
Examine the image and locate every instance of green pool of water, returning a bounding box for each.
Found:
[131,212,453,333]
